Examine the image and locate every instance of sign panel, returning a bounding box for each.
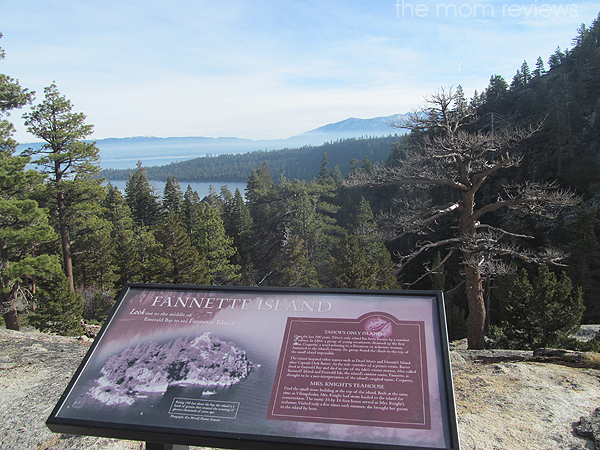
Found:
[47,284,459,450]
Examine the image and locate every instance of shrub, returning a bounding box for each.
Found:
[492,265,584,349]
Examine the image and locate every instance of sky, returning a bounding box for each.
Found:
[1,0,598,143]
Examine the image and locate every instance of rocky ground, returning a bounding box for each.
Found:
[1,327,599,450]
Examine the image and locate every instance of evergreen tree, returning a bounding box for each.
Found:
[0,34,33,117]
[330,198,398,289]
[455,84,468,114]
[191,202,240,285]
[469,89,484,110]
[125,161,161,229]
[485,75,509,102]
[548,46,565,69]
[520,60,532,84]
[22,83,102,291]
[71,211,116,292]
[29,272,84,336]
[222,188,253,251]
[278,178,339,285]
[133,228,168,284]
[181,185,202,236]
[246,162,274,225]
[0,36,58,330]
[103,184,141,288]
[206,185,223,214]
[501,266,584,349]
[162,176,183,216]
[511,70,525,90]
[155,212,208,285]
[328,233,373,289]
[429,252,447,291]
[222,188,254,284]
[316,151,331,184]
[219,184,234,212]
[271,231,319,288]
[533,56,546,78]
[565,207,600,322]
[0,151,60,329]
[330,165,344,187]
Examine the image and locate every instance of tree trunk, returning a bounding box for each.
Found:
[461,188,486,349]
[57,190,75,292]
[0,242,20,330]
[3,306,19,331]
[0,288,19,331]
[465,264,486,349]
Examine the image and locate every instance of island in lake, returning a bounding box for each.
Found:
[88,332,253,406]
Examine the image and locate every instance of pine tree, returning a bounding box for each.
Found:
[206,185,223,214]
[162,176,183,217]
[511,70,525,90]
[223,188,253,251]
[485,75,509,102]
[155,212,208,285]
[29,272,84,336]
[103,184,141,288]
[191,202,240,285]
[22,83,102,291]
[316,151,331,184]
[246,162,274,225]
[329,198,398,289]
[222,188,254,283]
[548,46,565,69]
[502,266,584,349]
[71,212,116,292]
[520,60,532,84]
[219,185,234,212]
[429,252,447,291]
[533,56,546,78]
[470,89,485,110]
[125,161,161,229]
[330,165,344,187]
[0,38,58,329]
[455,84,468,115]
[181,185,202,236]
[328,234,375,289]
[0,153,60,329]
[271,231,319,288]
[133,228,169,284]
[565,207,600,322]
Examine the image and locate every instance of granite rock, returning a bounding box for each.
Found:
[2,327,600,450]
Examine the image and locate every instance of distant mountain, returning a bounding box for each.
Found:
[302,114,408,136]
[18,114,408,170]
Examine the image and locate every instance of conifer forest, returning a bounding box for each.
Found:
[2,14,600,350]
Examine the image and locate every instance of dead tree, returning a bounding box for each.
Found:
[347,86,579,349]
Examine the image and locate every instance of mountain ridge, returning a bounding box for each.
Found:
[19,114,409,170]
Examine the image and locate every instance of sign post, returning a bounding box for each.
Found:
[47,284,460,450]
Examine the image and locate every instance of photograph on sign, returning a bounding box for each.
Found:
[47,285,458,450]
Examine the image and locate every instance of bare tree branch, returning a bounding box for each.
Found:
[348,85,578,349]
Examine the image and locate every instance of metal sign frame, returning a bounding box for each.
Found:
[47,284,460,450]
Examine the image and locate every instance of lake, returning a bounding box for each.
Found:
[106,180,248,199]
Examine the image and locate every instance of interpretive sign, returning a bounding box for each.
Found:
[47,284,459,450]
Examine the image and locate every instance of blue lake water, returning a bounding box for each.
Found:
[106,179,248,199]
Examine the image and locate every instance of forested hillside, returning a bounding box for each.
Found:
[98,134,404,181]
[3,14,600,352]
